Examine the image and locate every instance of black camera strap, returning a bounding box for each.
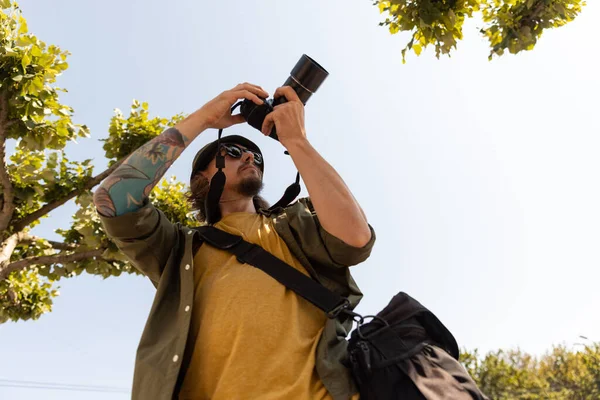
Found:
[193,225,352,318]
[268,171,301,211]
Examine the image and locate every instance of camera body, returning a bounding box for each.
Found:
[240,54,329,141]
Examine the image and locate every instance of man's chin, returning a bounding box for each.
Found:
[237,176,263,197]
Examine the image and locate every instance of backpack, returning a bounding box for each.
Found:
[194,225,488,400]
[345,292,488,399]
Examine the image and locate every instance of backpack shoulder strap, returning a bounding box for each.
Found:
[194,225,349,318]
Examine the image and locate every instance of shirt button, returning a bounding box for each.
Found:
[184,305,190,312]
[173,355,179,363]
[185,264,190,270]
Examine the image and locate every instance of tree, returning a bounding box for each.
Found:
[460,342,600,399]
[0,2,194,323]
[373,0,587,62]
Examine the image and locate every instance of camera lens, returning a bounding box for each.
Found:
[239,54,329,140]
[276,54,329,105]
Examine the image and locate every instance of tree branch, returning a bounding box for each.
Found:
[0,231,29,270]
[0,92,16,234]
[47,240,78,251]
[11,154,129,232]
[19,233,78,250]
[0,247,106,281]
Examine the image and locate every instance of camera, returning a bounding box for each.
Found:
[239,54,329,141]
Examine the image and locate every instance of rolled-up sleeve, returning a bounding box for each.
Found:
[97,198,178,285]
[319,223,375,266]
[283,198,376,268]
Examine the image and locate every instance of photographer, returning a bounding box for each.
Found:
[93,82,375,400]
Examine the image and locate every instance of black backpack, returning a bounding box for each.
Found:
[195,226,488,400]
[345,293,488,399]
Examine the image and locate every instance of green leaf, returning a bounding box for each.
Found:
[32,185,45,197]
[41,170,55,182]
[32,77,44,91]
[22,53,31,71]
[413,44,422,56]
[47,152,58,168]
[16,35,34,47]
[554,3,567,16]
[448,10,456,26]
[18,14,28,34]
[0,0,11,8]
[31,45,43,57]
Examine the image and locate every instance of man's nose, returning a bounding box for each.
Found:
[241,151,255,164]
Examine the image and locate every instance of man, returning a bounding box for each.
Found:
[93,82,376,400]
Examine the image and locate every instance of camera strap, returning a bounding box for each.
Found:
[268,170,301,211]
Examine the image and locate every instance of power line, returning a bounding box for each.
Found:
[0,378,130,394]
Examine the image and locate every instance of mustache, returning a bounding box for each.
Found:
[239,162,261,175]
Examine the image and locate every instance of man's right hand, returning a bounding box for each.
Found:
[176,83,269,139]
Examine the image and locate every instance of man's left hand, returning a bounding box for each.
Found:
[261,86,307,148]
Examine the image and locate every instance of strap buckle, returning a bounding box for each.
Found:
[327,299,352,319]
[327,300,368,325]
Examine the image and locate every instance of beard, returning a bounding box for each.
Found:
[236,174,263,198]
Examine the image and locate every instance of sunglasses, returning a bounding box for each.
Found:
[220,144,263,166]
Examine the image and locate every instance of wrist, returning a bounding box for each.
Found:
[282,136,311,154]
[175,110,210,141]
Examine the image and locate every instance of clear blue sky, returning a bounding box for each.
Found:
[2,0,599,398]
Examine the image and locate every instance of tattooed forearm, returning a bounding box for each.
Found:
[94,128,189,217]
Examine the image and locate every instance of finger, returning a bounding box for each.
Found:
[229,89,264,105]
[273,86,301,103]
[232,82,269,99]
[232,82,263,92]
[261,112,276,136]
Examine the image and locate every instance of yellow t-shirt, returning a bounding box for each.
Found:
[179,212,333,400]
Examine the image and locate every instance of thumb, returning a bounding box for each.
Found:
[261,113,276,136]
[230,113,246,125]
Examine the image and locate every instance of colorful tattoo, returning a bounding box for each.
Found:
[95,128,189,217]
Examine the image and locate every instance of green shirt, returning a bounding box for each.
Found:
[99,197,376,400]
